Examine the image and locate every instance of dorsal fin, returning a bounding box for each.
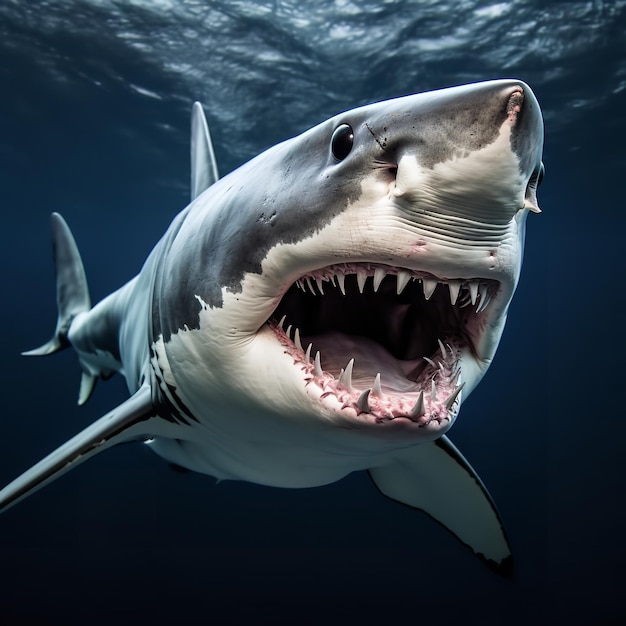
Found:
[0,386,158,514]
[190,101,219,201]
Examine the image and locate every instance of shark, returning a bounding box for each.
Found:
[0,79,544,575]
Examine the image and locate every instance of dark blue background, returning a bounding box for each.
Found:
[0,2,624,624]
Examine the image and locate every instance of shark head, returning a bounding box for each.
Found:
[150,79,544,449]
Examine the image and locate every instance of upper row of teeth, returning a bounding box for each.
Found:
[295,269,493,313]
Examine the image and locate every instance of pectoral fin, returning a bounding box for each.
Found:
[0,385,158,514]
[369,436,512,576]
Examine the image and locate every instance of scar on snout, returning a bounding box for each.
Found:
[365,123,387,151]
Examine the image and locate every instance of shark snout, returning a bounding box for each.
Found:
[384,79,543,184]
[390,80,543,223]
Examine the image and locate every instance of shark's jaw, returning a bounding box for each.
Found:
[269,262,498,430]
[247,250,507,440]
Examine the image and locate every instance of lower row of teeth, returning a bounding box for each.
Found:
[279,317,464,422]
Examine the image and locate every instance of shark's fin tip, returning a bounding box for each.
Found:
[369,436,511,574]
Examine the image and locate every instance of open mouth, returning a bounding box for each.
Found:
[269,263,498,428]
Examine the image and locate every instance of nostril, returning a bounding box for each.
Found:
[506,88,524,124]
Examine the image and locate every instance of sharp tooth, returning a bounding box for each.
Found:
[408,391,425,418]
[286,324,292,339]
[339,358,354,390]
[373,267,386,292]
[305,343,312,363]
[294,328,303,352]
[438,362,446,377]
[422,278,437,300]
[423,356,437,368]
[314,351,323,376]
[329,275,337,288]
[372,373,382,396]
[437,339,447,361]
[357,389,371,413]
[476,290,492,313]
[306,276,317,296]
[315,277,325,295]
[296,280,303,291]
[444,382,466,412]
[357,271,367,293]
[278,315,286,330]
[431,379,437,402]
[396,270,411,294]
[336,273,346,295]
[468,281,479,305]
[448,281,461,305]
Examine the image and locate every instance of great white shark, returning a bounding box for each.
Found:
[0,79,543,575]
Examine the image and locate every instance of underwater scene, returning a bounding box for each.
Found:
[0,1,624,624]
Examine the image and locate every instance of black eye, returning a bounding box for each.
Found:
[331,124,354,160]
[537,162,545,187]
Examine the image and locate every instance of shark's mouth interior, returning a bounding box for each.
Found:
[270,263,498,426]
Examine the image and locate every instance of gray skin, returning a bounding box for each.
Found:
[0,80,544,575]
[155,80,540,338]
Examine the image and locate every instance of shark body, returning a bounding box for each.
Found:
[0,79,544,574]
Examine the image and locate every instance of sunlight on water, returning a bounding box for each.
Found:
[1,0,624,163]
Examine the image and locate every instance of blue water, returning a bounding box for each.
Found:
[1,1,625,624]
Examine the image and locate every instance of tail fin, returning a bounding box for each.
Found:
[23,213,90,356]
[23,213,95,404]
